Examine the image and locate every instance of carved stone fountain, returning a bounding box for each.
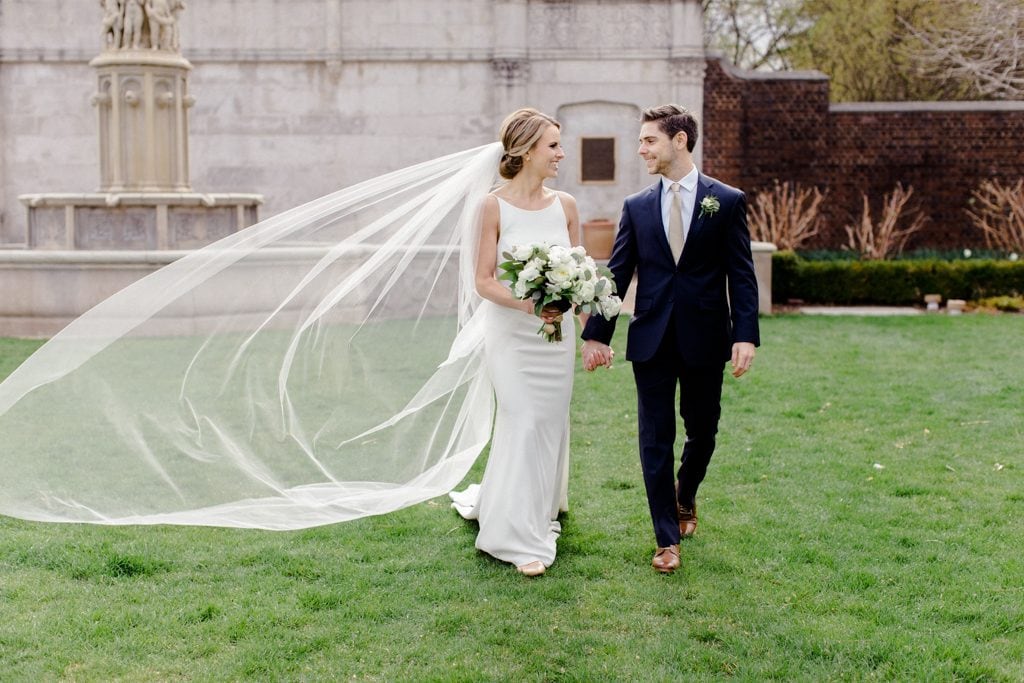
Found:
[1,2,263,335]
[19,0,261,251]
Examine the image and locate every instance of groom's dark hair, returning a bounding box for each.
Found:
[642,104,698,152]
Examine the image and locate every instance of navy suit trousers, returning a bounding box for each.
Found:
[631,325,724,547]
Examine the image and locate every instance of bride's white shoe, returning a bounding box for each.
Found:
[516,560,546,577]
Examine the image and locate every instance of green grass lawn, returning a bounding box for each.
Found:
[1,314,1022,681]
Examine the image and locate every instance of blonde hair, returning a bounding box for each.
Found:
[498,108,560,179]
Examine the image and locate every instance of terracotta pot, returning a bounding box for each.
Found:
[582,219,616,260]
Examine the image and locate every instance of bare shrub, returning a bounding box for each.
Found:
[844,183,928,260]
[966,178,1024,253]
[748,180,827,250]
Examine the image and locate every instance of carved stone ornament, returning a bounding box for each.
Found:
[492,58,531,87]
[670,58,707,83]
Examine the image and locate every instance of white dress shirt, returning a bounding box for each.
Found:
[660,166,699,244]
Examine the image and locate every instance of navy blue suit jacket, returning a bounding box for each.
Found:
[582,173,760,365]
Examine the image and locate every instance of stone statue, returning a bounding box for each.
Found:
[101,0,184,52]
[145,0,175,51]
[123,0,146,49]
[101,0,123,49]
[170,0,186,51]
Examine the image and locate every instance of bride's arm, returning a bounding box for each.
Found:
[475,195,534,314]
[560,192,590,328]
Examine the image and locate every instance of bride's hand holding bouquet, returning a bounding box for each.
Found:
[498,243,622,342]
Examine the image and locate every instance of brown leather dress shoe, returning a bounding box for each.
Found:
[651,545,680,573]
[678,501,698,538]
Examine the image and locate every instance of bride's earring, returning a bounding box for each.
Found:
[525,155,531,162]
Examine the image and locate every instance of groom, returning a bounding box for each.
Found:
[581,104,759,573]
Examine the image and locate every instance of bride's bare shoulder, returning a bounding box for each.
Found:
[554,190,578,211]
[480,193,501,223]
[553,190,577,204]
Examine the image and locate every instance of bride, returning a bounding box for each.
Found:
[0,108,584,578]
[450,108,583,577]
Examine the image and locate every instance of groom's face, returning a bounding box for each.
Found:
[637,122,679,177]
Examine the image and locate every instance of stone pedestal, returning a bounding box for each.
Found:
[20,192,262,250]
[90,50,194,192]
[750,241,777,315]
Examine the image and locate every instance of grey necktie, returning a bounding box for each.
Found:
[668,182,684,262]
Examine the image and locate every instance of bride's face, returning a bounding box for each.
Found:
[525,125,565,179]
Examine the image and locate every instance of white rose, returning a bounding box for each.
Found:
[520,265,541,282]
[513,280,528,298]
[512,244,534,261]
[548,246,574,267]
[547,263,574,284]
[600,296,622,318]
[549,245,569,257]
[576,279,596,301]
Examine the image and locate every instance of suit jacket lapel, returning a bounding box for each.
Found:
[685,174,713,251]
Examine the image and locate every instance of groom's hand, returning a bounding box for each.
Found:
[731,342,755,378]
[581,340,614,371]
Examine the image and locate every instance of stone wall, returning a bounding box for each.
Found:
[703,56,1024,251]
[0,0,705,246]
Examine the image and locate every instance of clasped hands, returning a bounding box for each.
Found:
[581,339,614,372]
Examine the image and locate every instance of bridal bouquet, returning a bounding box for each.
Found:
[498,243,622,342]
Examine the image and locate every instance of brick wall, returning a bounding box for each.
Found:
[703,56,1024,250]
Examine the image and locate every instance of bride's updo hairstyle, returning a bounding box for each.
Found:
[498,108,560,180]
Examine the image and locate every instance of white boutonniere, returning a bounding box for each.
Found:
[699,195,720,219]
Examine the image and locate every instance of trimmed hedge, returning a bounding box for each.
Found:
[773,252,1024,305]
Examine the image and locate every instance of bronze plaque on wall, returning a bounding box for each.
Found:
[580,137,615,183]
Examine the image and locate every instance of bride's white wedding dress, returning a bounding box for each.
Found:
[449,195,575,568]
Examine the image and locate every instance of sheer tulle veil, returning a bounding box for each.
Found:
[0,142,505,529]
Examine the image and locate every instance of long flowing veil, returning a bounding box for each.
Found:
[0,143,505,530]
